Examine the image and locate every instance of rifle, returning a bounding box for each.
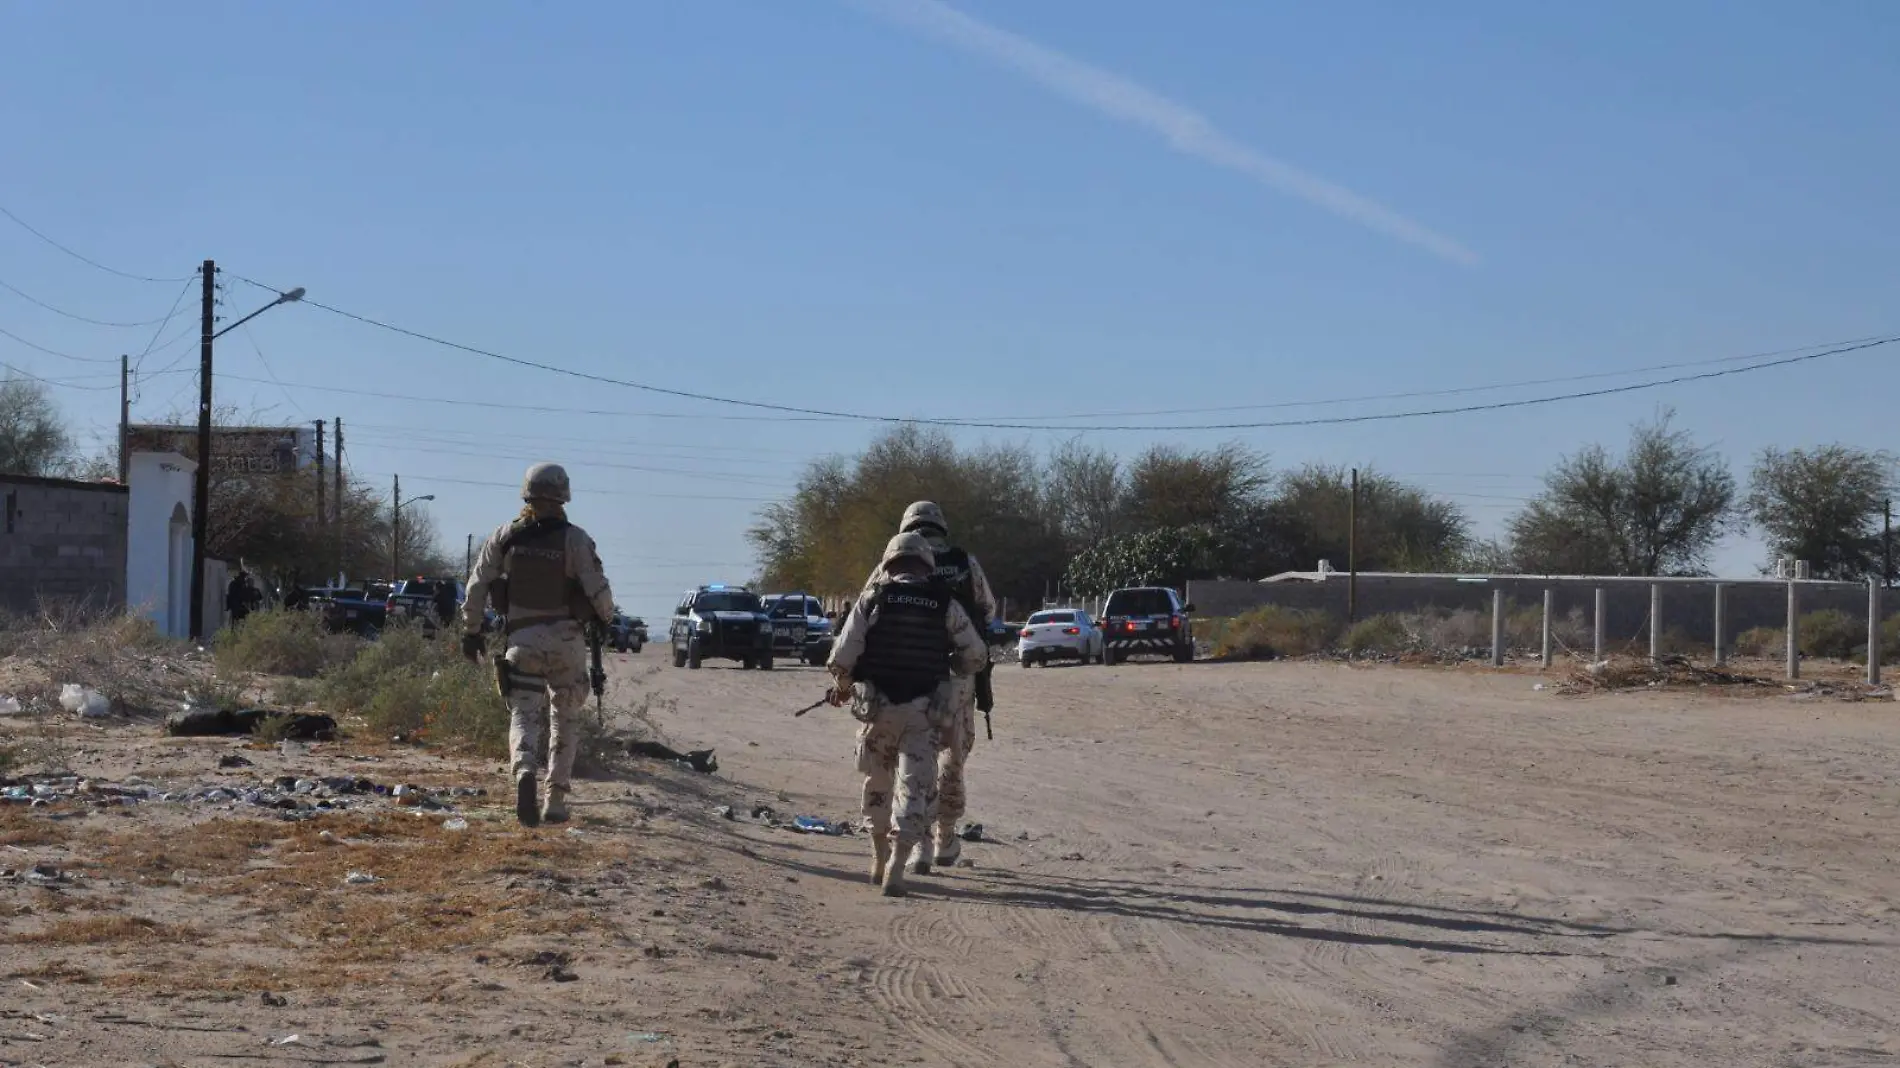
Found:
[586,622,607,714]
[791,696,829,718]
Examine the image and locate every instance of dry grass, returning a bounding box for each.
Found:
[0,807,74,848]
[215,608,357,678]
[8,915,196,946]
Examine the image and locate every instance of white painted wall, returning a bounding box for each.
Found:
[126,452,196,638]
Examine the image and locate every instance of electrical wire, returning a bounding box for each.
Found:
[0,361,122,391]
[243,323,307,417]
[0,323,119,364]
[357,471,778,503]
[342,427,807,474]
[0,202,195,284]
[0,276,180,328]
[132,273,201,375]
[340,436,792,487]
[223,272,1900,432]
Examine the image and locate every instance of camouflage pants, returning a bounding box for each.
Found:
[856,688,939,842]
[933,674,977,835]
[503,621,590,790]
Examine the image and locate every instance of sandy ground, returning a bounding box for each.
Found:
[4,649,1898,1066]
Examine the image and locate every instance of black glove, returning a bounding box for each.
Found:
[460,633,486,663]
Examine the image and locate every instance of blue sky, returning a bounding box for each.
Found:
[3,0,1896,620]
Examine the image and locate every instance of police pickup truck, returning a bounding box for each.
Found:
[1099,585,1196,665]
[762,592,835,666]
[669,584,776,670]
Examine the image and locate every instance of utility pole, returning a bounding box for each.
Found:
[189,259,215,640]
[465,532,473,576]
[118,355,131,484]
[333,418,345,583]
[391,474,401,581]
[1347,467,1359,624]
[1885,498,1892,589]
[314,420,326,538]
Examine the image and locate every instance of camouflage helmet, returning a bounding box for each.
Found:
[521,462,571,504]
[880,532,936,569]
[899,500,948,536]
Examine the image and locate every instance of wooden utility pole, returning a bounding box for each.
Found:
[392,474,401,581]
[314,420,326,536]
[1885,498,1892,589]
[118,355,130,484]
[465,532,473,576]
[334,418,345,582]
[188,260,215,640]
[1347,467,1358,624]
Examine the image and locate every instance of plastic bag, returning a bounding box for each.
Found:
[0,695,22,716]
[59,684,110,718]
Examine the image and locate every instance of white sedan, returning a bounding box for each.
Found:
[1017,609,1105,667]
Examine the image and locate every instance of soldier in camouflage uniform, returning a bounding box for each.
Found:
[829,533,988,897]
[859,502,997,875]
[462,463,617,828]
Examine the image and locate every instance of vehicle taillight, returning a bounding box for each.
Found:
[1170,615,1181,629]
[1020,628,1032,638]
[1064,627,1079,635]
[1125,621,1137,632]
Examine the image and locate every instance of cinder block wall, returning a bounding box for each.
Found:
[1187,575,1871,645]
[0,475,129,616]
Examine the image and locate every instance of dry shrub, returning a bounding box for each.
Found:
[20,608,184,717]
[1798,609,1860,660]
[1213,606,1336,660]
[215,608,355,678]
[1343,614,1411,655]
[1735,626,1785,659]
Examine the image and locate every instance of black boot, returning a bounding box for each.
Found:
[516,772,541,828]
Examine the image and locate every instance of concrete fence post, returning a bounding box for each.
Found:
[1786,581,1800,681]
[1713,584,1728,666]
[1649,583,1663,662]
[1541,589,1554,670]
[1869,578,1882,687]
[1491,588,1505,668]
[1593,587,1606,661]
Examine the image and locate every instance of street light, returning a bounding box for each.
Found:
[392,473,435,579]
[189,264,307,640]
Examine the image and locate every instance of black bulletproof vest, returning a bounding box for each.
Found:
[929,546,984,626]
[856,579,953,704]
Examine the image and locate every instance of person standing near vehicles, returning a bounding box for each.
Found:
[461,463,617,828]
[828,533,988,897]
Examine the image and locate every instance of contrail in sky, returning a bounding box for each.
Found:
[846,0,1480,266]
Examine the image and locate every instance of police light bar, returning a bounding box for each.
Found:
[707,583,727,590]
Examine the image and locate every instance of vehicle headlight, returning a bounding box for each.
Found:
[694,618,713,632]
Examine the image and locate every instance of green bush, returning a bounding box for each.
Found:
[215,609,355,678]
[1797,609,1859,660]
[1213,606,1337,660]
[1344,614,1411,655]
[315,623,506,757]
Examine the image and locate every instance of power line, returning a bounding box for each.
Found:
[0,322,120,364]
[358,471,778,503]
[0,202,194,284]
[242,324,306,417]
[223,272,1899,432]
[0,361,122,392]
[343,427,807,473]
[132,273,201,375]
[341,437,791,487]
[213,372,846,422]
[0,276,180,328]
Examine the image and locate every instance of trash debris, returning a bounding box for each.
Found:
[442,817,469,832]
[791,816,847,836]
[344,871,378,885]
[260,992,288,1007]
[270,1034,304,1047]
[218,753,254,768]
[0,695,21,716]
[628,1032,667,1043]
[958,822,983,842]
[751,803,778,820]
[1532,683,1547,692]
[166,705,337,740]
[60,684,110,718]
[627,740,718,774]
[715,805,737,821]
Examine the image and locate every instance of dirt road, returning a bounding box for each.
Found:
[649,654,1900,1067]
[5,651,1897,1065]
